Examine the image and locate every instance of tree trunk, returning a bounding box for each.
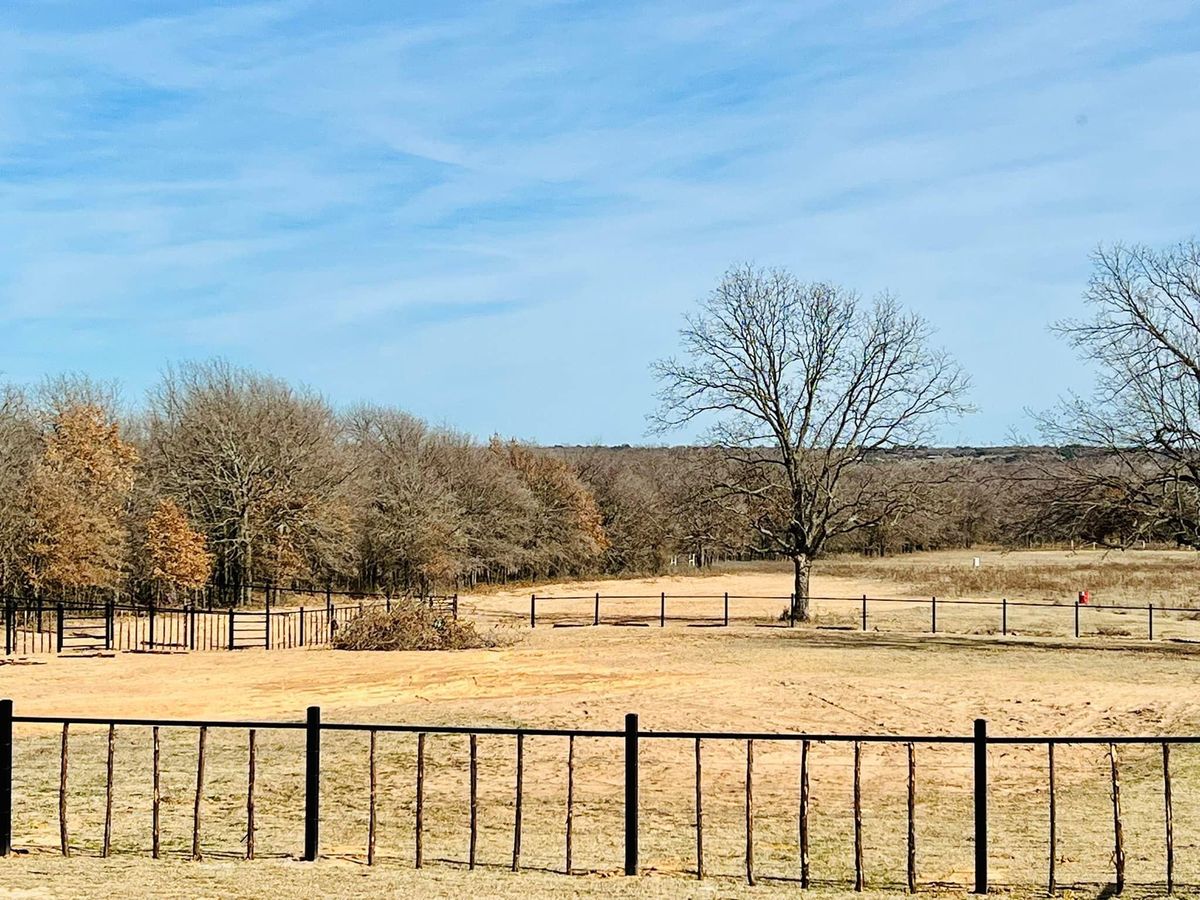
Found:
[793,555,811,622]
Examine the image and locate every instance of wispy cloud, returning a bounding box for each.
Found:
[1,0,1198,443]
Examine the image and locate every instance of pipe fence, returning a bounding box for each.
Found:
[0,700,1194,893]
[3,593,459,656]
[528,591,1200,641]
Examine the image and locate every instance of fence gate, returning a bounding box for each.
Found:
[57,611,109,653]
[229,610,269,650]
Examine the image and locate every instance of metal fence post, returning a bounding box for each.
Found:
[530,595,536,628]
[264,582,271,650]
[931,597,937,634]
[4,597,12,656]
[660,592,666,627]
[228,608,235,651]
[148,599,156,650]
[56,603,64,653]
[1074,601,1080,638]
[1002,598,1007,636]
[594,592,600,627]
[974,718,988,894]
[304,705,321,861]
[624,712,639,876]
[300,607,306,647]
[0,698,11,856]
[861,594,867,631]
[723,592,729,627]
[1149,603,1154,641]
[105,601,113,651]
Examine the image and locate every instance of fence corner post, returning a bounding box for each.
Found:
[973,717,988,894]
[303,705,321,861]
[0,698,11,856]
[624,712,639,876]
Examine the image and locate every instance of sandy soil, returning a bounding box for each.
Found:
[4,552,1200,897]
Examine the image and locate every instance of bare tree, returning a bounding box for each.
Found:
[1030,241,1200,547]
[144,360,353,596]
[653,264,970,619]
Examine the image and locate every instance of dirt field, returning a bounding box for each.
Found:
[3,550,1200,897]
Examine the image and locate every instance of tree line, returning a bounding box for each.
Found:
[1,240,1196,608]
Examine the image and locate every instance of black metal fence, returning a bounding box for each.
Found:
[2,593,459,656]
[529,591,1198,640]
[0,700,1190,893]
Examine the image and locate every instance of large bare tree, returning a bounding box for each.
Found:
[1029,241,1200,547]
[653,264,970,619]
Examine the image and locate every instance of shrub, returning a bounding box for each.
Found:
[333,602,495,651]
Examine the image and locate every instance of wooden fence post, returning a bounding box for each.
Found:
[192,726,207,860]
[1048,742,1056,895]
[152,726,160,859]
[367,730,376,866]
[799,739,810,888]
[745,739,755,886]
[103,724,115,857]
[973,718,988,894]
[907,742,916,893]
[247,729,257,860]
[469,734,478,870]
[512,733,524,872]
[0,699,11,857]
[59,722,69,856]
[415,733,425,868]
[565,735,575,875]
[624,713,639,876]
[694,738,703,879]
[1110,743,1125,892]
[854,741,863,891]
[303,705,321,861]
[1163,742,1174,894]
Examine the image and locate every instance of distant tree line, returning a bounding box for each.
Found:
[1,241,1196,606]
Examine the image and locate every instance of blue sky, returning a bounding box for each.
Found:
[2,1,1199,445]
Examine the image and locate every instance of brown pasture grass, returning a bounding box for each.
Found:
[5,552,1200,897]
[813,547,1200,607]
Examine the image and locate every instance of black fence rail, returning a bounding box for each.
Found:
[529,591,1200,641]
[3,593,459,656]
[0,700,1192,893]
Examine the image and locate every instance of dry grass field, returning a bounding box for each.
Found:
[3,548,1200,898]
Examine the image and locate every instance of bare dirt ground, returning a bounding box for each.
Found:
[3,549,1200,897]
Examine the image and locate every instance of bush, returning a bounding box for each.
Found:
[333,602,495,651]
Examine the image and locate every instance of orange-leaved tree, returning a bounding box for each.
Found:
[25,403,138,592]
[491,438,608,576]
[145,498,214,600]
